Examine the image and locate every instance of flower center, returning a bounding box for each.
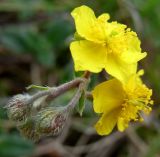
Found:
[119,84,153,126]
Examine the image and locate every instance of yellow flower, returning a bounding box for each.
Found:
[70,5,146,83]
[92,73,153,135]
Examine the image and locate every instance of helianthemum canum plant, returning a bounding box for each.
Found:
[5,5,153,141]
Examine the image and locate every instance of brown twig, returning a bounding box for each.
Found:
[65,132,125,154]
[125,126,148,155]
[83,71,91,79]
[33,141,75,157]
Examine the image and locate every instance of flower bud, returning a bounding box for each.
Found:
[6,94,31,122]
[18,118,39,141]
[35,107,68,137]
[18,107,69,141]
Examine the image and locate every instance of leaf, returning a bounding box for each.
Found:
[0,134,34,157]
[45,19,73,48]
[74,71,84,78]
[26,84,50,91]
[76,91,85,116]
[20,30,55,67]
[0,28,28,54]
[0,27,55,67]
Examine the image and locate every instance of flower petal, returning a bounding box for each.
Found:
[70,40,106,72]
[120,32,147,63]
[105,53,137,84]
[117,117,127,132]
[124,70,144,92]
[71,5,106,43]
[97,13,110,22]
[92,79,124,114]
[95,108,120,135]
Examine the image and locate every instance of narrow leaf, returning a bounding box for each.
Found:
[76,91,85,116]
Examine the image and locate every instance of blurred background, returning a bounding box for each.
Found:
[0,0,160,157]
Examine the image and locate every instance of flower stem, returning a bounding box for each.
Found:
[83,71,91,79]
[67,82,86,111]
[25,77,87,105]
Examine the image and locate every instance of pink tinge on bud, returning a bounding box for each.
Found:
[34,107,69,137]
[51,113,67,135]
[7,94,30,108]
[6,94,31,121]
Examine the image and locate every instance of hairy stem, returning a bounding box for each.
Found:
[67,83,86,111]
[85,92,93,100]
[83,71,91,79]
[46,78,87,101]
[25,77,87,105]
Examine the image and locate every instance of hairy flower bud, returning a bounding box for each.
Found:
[35,107,68,136]
[18,107,69,141]
[18,118,39,141]
[6,94,31,122]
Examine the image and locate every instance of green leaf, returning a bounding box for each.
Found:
[0,27,55,67]
[45,19,73,48]
[0,134,34,157]
[26,84,50,91]
[76,91,85,116]
[74,71,84,78]
[20,30,55,67]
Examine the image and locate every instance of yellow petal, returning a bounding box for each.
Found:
[92,79,124,114]
[124,74,137,92]
[95,108,120,135]
[71,5,106,43]
[121,51,147,64]
[70,40,106,72]
[117,117,128,132]
[124,70,144,92]
[97,13,110,22]
[105,53,137,84]
[120,32,147,63]
[105,25,146,63]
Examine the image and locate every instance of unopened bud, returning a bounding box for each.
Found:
[18,107,69,141]
[35,107,68,137]
[18,118,39,141]
[6,94,31,121]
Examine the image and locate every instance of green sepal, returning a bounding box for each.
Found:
[76,91,85,116]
